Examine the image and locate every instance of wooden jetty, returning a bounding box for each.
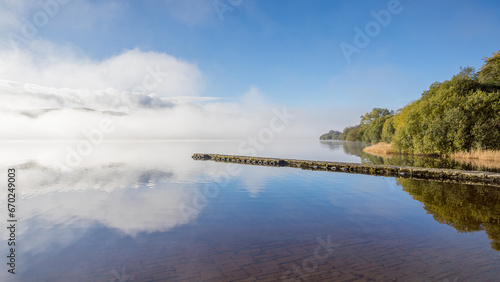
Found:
[192,153,500,187]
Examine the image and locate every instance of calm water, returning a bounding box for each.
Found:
[1,140,499,281]
[321,140,500,173]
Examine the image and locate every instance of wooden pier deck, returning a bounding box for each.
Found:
[192,153,500,187]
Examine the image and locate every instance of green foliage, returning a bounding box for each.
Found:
[450,66,478,96]
[320,50,500,154]
[478,50,500,89]
[391,50,500,154]
[344,125,366,141]
[362,115,391,144]
[319,130,342,140]
[381,116,395,143]
[360,108,393,125]
[323,108,394,143]
[398,178,500,251]
[392,76,500,154]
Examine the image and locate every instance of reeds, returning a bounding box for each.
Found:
[362,142,397,156]
[450,150,500,170]
[450,149,500,162]
[363,143,500,170]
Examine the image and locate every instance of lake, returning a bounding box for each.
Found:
[1,140,499,281]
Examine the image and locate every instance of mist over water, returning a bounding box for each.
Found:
[1,140,499,281]
[0,47,351,140]
[1,1,499,280]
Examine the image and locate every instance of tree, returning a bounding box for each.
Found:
[478,50,500,89]
[319,49,500,155]
[381,116,395,143]
[449,66,478,96]
[398,178,500,251]
[362,115,391,144]
[319,130,342,140]
[360,108,393,125]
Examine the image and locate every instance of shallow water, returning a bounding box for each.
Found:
[322,140,500,173]
[0,140,499,281]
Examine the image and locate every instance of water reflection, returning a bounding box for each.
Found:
[1,140,356,256]
[0,163,200,257]
[397,178,500,251]
[319,140,366,158]
[0,140,499,281]
[320,140,500,172]
[0,141,220,259]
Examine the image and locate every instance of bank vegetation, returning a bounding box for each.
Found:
[321,50,500,165]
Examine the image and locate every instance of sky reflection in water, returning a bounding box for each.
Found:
[0,140,499,281]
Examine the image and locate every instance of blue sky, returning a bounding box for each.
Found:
[37,0,498,106]
[0,0,500,139]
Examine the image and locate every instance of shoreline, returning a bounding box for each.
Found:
[362,142,500,170]
[192,153,500,187]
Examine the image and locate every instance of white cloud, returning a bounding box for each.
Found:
[0,73,285,139]
[0,80,345,140]
[241,85,269,110]
[0,80,173,111]
[0,0,37,31]
[0,46,205,97]
[0,2,319,140]
[0,49,312,140]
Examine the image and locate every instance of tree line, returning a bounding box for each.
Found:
[398,178,500,251]
[320,50,500,155]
